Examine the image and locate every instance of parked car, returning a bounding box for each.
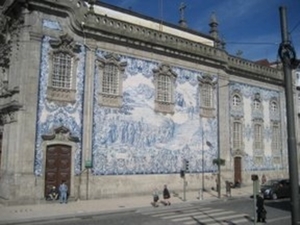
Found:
[260,179,290,200]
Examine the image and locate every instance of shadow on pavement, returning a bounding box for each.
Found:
[264,199,291,212]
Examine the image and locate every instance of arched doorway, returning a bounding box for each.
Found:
[44,145,71,198]
[234,156,242,184]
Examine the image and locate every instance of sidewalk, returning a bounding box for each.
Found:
[0,185,253,225]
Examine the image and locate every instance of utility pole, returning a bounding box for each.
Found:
[278,6,300,225]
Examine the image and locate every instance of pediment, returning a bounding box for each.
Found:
[232,149,245,157]
[41,125,79,142]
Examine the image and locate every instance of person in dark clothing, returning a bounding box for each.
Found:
[151,188,160,207]
[225,181,231,197]
[161,184,171,206]
[256,194,267,223]
[47,186,58,200]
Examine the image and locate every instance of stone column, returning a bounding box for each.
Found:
[0,7,44,203]
[218,71,231,177]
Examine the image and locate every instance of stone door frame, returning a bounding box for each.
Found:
[41,126,79,200]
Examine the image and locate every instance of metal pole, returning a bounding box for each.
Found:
[202,123,204,199]
[183,174,186,201]
[86,168,89,200]
[279,6,300,225]
[217,79,221,198]
[253,181,257,225]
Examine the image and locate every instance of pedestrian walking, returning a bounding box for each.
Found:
[59,181,68,204]
[161,184,171,206]
[225,181,231,197]
[256,194,267,223]
[151,188,160,207]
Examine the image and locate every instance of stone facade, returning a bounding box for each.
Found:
[0,0,291,205]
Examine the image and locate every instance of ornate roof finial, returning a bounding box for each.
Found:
[209,11,219,39]
[209,12,225,49]
[178,2,187,28]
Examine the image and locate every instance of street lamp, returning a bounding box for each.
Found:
[279,6,299,224]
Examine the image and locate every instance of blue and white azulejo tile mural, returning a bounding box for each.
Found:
[92,50,219,175]
[229,82,285,171]
[34,36,85,176]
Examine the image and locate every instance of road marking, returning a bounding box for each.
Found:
[140,205,205,214]
[151,208,209,217]
[172,210,233,222]
[138,205,250,225]
[163,209,223,220]
[208,217,249,225]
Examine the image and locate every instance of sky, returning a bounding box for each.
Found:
[99,0,300,63]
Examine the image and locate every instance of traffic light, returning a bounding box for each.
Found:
[185,160,189,172]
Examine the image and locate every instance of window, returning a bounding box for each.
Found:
[254,124,262,149]
[153,64,177,114]
[52,52,73,88]
[253,99,261,110]
[233,121,242,149]
[97,53,127,108]
[46,34,80,104]
[102,64,119,95]
[157,75,172,102]
[270,101,278,112]
[201,83,213,108]
[272,123,280,153]
[232,95,241,107]
[198,74,216,118]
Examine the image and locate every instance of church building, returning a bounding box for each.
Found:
[0,0,291,204]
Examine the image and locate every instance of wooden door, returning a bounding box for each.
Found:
[234,156,242,184]
[44,145,71,197]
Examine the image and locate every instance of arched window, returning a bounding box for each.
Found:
[232,95,241,107]
[270,101,278,112]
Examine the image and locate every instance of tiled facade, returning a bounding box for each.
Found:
[0,0,293,204]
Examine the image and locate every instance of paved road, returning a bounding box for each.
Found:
[16,198,293,225]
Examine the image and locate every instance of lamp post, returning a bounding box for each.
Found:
[278,6,299,224]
